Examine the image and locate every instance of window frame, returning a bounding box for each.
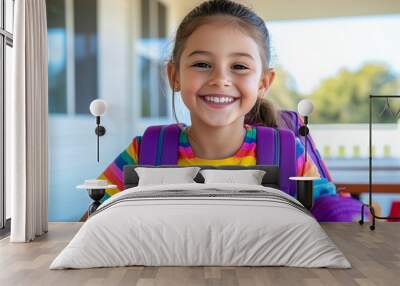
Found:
[47,0,98,116]
[0,0,14,234]
[138,0,169,119]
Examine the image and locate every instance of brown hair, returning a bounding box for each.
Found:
[170,0,278,128]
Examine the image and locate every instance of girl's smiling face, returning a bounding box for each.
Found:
[169,19,274,128]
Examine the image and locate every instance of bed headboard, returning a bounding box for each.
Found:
[123,165,280,189]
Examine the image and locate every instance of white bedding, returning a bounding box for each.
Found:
[50,183,351,269]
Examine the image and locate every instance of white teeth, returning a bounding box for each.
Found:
[204,96,234,104]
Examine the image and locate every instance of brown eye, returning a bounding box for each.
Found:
[192,62,211,69]
[233,64,248,70]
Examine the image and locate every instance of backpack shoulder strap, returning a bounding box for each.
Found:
[277,128,297,197]
[139,125,163,165]
[139,124,181,165]
[160,124,181,165]
[256,126,279,165]
[256,126,296,196]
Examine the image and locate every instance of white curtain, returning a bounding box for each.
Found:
[9,0,48,242]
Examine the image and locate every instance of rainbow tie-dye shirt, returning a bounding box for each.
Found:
[98,124,320,202]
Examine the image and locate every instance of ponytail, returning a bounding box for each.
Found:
[244,97,279,128]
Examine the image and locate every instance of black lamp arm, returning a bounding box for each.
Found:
[298,115,309,163]
[94,116,106,162]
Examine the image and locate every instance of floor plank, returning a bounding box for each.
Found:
[0,222,399,286]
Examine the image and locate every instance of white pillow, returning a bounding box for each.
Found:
[135,167,201,186]
[200,169,266,185]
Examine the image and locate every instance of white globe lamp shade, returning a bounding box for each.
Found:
[297,99,314,117]
[90,99,107,116]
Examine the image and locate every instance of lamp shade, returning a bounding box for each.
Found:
[297,99,314,117]
[89,99,107,116]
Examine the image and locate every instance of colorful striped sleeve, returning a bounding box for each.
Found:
[295,137,337,199]
[97,136,141,202]
[295,137,320,177]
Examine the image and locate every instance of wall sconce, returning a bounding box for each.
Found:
[289,99,317,210]
[89,99,107,162]
[297,99,314,163]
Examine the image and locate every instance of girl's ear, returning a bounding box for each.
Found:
[258,68,276,95]
[167,61,180,91]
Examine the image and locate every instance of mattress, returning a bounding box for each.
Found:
[50,183,351,269]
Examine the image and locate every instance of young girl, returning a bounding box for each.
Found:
[97,0,364,222]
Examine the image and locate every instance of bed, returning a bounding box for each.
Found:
[49,165,351,269]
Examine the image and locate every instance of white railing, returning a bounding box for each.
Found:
[309,120,400,159]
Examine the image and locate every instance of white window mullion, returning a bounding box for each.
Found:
[149,0,158,117]
[0,37,4,229]
[65,0,75,115]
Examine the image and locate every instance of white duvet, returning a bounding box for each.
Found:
[50,183,351,269]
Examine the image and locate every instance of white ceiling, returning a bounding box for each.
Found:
[162,0,400,22]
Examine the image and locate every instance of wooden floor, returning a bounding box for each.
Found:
[0,222,399,286]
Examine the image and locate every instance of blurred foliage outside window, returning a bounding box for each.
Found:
[269,63,400,123]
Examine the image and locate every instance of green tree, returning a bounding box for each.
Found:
[267,67,301,110]
[310,63,400,123]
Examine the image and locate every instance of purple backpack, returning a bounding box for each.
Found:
[138,123,297,196]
